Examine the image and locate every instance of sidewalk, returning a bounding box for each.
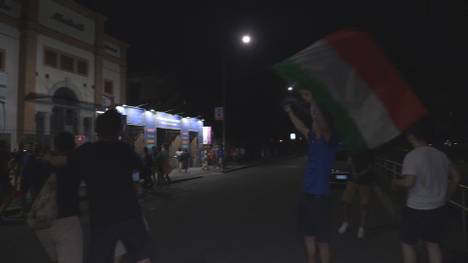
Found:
[168,163,254,183]
[168,167,220,183]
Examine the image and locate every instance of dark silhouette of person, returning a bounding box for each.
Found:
[68,109,153,263]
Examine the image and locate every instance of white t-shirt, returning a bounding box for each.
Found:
[402,146,450,210]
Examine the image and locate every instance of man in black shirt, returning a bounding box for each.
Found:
[70,109,152,263]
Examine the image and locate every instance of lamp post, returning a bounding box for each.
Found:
[221,34,252,169]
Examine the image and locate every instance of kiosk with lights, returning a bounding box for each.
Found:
[114,105,204,166]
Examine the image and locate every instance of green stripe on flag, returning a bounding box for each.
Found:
[274,60,367,151]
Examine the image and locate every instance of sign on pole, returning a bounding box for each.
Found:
[214,107,224,121]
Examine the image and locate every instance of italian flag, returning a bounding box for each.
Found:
[275,30,427,151]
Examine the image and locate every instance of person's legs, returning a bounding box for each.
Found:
[304,236,317,263]
[422,207,445,263]
[357,185,370,238]
[53,216,83,263]
[114,241,127,263]
[401,242,417,263]
[338,202,351,234]
[164,173,171,184]
[425,242,442,263]
[119,217,153,263]
[318,242,331,263]
[315,197,332,262]
[88,224,119,263]
[339,182,357,234]
[400,207,422,263]
[156,170,164,185]
[35,228,58,262]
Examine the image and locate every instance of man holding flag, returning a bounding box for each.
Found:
[284,88,338,263]
[278,30,427,263]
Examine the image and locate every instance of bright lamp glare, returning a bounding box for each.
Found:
[287,86,293,91]
[290,133,296,140]
[242,35,251,44]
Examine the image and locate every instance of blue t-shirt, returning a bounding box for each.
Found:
[303,132,338,195]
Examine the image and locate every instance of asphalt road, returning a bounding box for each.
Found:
[1,158,465,262]
[144,158,400,263]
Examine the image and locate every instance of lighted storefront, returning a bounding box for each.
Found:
[115,105,204,165]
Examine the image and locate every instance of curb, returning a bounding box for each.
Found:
[222,164,256,173]
[170,176,204,184]
[222,155,302,173]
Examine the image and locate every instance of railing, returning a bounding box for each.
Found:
[375,158,468,251]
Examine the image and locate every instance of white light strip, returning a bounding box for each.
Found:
[156,116,181,123]
[159,121,180,127]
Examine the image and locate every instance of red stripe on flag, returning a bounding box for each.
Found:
[324,31,426,131]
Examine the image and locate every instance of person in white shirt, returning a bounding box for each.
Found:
[175,148,184,172]
[392,122,460,263]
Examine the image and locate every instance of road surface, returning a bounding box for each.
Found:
[1,158,466,262]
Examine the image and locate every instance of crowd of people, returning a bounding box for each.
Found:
[1,109,154,263]
[0,87,464,263]
[285,87,462,263]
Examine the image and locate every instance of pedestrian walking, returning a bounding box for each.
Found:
[201,148,209,171]
[150,146,158,182]
[175,148,184,172]
[69,109,153,263]
[141,147,154,189]
[29,132,83,263]
[181,149,190,173]
[392,122,460,263]
[217,146,225,170]
[154,145,172,185]
[208,148,216,169]
[20,144,50,215]
[338,151,374,239]
[284,88,338,263]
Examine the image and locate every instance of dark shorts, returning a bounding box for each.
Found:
[299,194,331,243]
[400,206,447,245]
[88,217,153,263]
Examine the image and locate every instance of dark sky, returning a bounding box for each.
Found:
[78,0,468,146]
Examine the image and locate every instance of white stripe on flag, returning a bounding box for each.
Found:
[290,41,400,148]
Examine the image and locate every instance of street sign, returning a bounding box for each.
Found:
[214,107,224,121]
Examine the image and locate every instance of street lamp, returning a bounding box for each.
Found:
[220,33,253,171]
[241,34,251,45]
[287,86,294,92]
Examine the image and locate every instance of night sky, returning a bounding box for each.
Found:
[78,0,468,148]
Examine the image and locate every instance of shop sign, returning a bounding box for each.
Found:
[126,107,145,126]
[202,126,212,145]
[214,107,224,121]
[181,130,190,147]
[156,112,181,130]
[145,127,156,146]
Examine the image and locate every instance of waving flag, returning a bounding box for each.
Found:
[275,30,426,151]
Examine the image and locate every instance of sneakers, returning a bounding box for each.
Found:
[338,222,349,234]
[338,222,366,239]
[357,227,365,239]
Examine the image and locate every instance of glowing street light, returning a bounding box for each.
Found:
[290,133,297,140]
[287,86,294,91]
[241,34,251,45]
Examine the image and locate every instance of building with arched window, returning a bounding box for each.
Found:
[0,0,128,149]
